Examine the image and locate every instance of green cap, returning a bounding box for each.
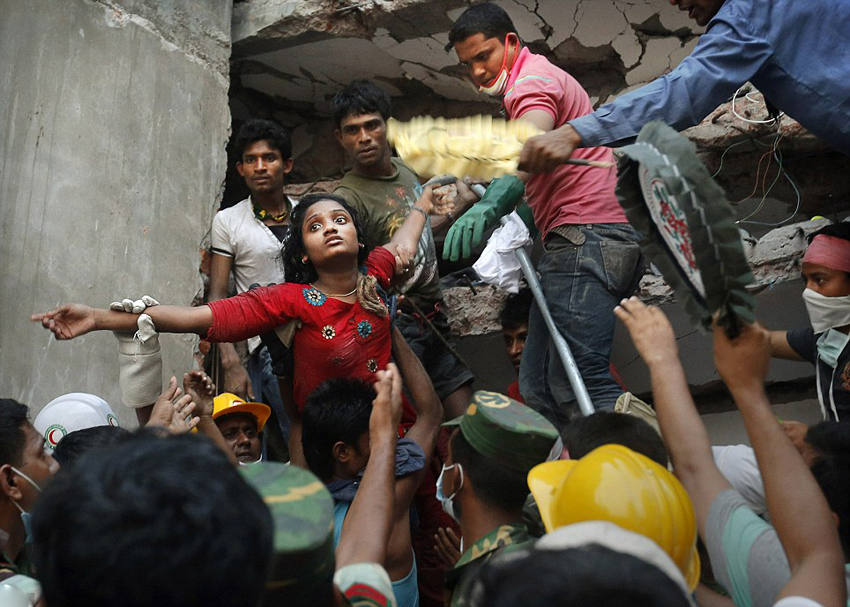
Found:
[444,391,558,472]
[239,462,335,600]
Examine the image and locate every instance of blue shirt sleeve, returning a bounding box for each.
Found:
[570,10,772,147]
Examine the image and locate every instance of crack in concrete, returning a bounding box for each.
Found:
[85,0,229,84]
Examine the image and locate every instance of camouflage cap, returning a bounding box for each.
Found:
[444,391,558,473]
[239,462,336,601]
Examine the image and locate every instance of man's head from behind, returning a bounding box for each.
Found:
[332,80,393,172]
[448,3,520,93]
[31,432,273,607]
[468,522,693,607]
[234,118,293,196]
[500,289,532,372]
[0,398,59,517]
[562,410,668,467]
[302,378,374,482]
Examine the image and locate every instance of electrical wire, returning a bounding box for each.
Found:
[731,85,785,124]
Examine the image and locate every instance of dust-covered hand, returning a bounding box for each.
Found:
[183,370,215,420]
[614,296,679,367]
[148,376,200,433]
[32,304,98,340]
[518,124,582,174]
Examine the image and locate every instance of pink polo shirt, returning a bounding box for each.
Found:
[504,48,626,237]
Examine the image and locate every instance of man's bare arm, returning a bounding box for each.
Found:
[615,297,732,537]
[768,330,806,361]
[714,323,846,606]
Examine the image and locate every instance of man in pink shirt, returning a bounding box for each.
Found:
[445,3,643,427]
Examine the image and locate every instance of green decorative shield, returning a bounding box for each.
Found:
[616,122,756,336]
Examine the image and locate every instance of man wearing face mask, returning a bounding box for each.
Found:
[769,223,850,422]
[1,399,60,582]
[445,4,643,427]
[438,391,558,607]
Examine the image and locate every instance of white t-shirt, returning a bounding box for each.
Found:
[773,599,823,607]
[210,197,288,352]
[713,445,767,515]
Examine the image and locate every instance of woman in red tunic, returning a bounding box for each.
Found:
[33,190,436,466]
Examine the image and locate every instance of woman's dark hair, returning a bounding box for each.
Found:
[283,193,370,284]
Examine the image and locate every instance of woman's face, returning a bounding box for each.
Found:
[301,199,360,268]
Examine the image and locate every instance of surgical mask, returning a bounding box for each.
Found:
[9,467,42,556]
[803,288,850,333]
[816,329,850,368]
[478,33,520,97]
[435,463,463,522]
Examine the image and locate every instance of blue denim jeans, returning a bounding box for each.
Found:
[518,223,642,429]
[247,345,290,442]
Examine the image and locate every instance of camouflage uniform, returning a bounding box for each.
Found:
[442,391,558,606]
[240,462,398,607]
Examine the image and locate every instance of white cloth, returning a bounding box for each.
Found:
[34,393,119,452]
[773,599,823,607]
[115,313,163,409]
[712,445,767,515]
[210,197,288,352]
[472,211,532,293]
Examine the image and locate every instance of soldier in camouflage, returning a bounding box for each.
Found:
[438,391,558,606]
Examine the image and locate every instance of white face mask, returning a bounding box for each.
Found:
[477,33,520,97]
[435,463,463,522]
[803,288,850,333]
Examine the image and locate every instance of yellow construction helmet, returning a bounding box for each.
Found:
[528,444,700,591]
[212,393,271,432]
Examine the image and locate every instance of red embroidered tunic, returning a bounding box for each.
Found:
[206,246,414,422]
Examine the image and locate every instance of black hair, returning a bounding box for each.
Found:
[499,288,533,331]
[234,118,292,161]
[52,425,132,468]
[562,411,669,467]
[31,432,273,607]
[469,544,691,607]
[302,378,375,481]
[807,222,850,245]
[0,398,30,467]
[331,80,392,128]
[282,193,369,285]
[451,429,530,512]
[805,422,850,557]
[447,2,519,50]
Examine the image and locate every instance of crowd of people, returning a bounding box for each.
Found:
[4,1,850,606]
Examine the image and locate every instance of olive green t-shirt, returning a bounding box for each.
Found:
[334,158,442,307]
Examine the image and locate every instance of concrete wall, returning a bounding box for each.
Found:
[0,0,232,426]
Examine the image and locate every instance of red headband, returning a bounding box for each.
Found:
[803,234,850,273]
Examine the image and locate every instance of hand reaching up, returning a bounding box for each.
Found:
[712,319,771,395]
[183,370,216,420]
[614,296,679,367]
[371,363,403,441]
[148,376,199,434]
[32,304,97,340]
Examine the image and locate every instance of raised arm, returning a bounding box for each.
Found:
[614,297,731,534]
[714,322,847,606]
[383,186,434,258]
[336,364,402,569]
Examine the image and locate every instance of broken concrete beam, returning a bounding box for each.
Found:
[443,284,509,336]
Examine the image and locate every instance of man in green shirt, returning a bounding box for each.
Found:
[439,391,559,606]
[332,80,476,421]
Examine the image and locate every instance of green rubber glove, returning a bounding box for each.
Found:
[515,202,538,240]
[443,175,525,261]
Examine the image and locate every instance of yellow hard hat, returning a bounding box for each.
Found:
[212,393,271,432]
[528,444,700,591]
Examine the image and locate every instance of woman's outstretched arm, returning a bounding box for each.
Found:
[33,303,213,340]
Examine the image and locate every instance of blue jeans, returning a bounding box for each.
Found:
[518,223,642,429]
[247,345,290,442]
